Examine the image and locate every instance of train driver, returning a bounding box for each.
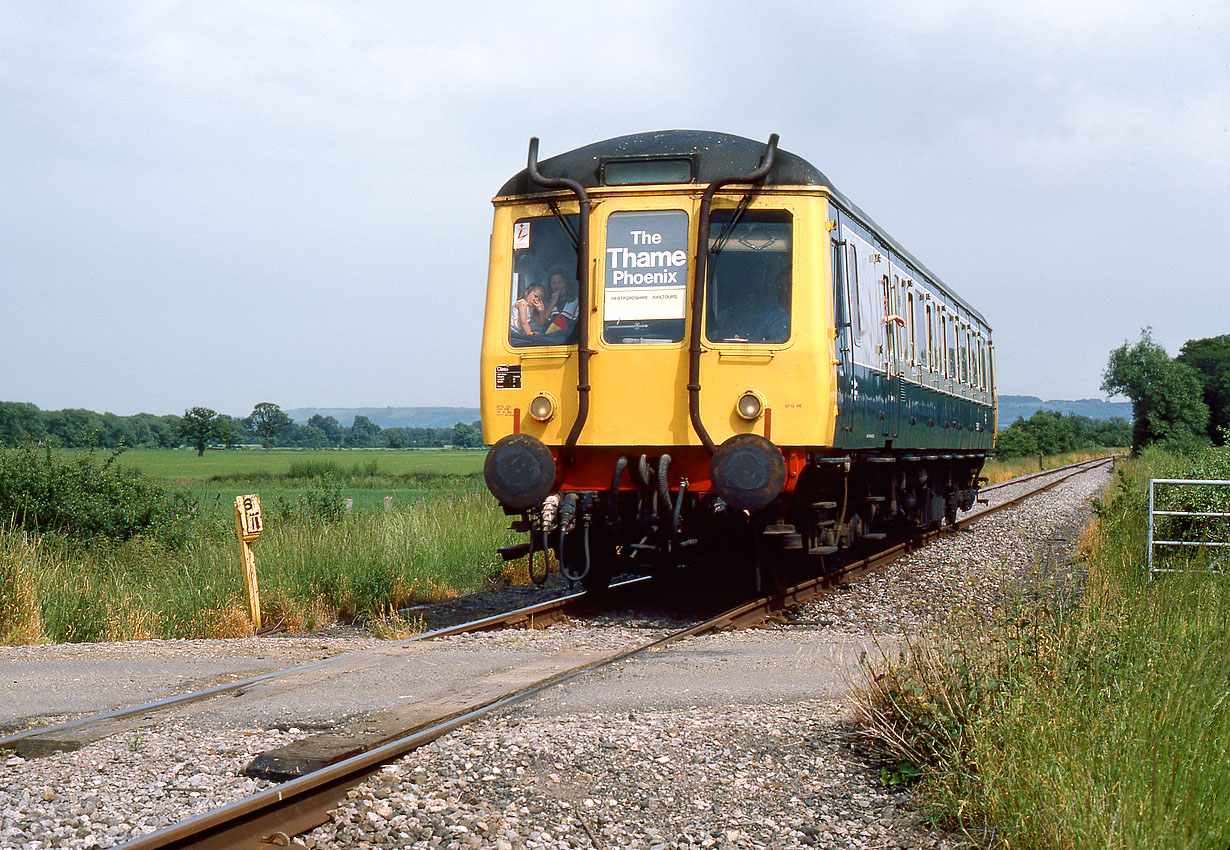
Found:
[751,270,791,342]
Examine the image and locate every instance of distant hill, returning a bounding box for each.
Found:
[997,395,1131,430]
[286,407,480,430]
[287,400,1130,434]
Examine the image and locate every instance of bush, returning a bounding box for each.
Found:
[0,444,194,547]
[280,458,379,483]
[272,480,346,522]
[286,459,341,479]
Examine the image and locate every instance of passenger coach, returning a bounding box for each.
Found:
[480,131,996,589]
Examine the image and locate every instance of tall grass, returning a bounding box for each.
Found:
[1,484,519,644]
[855,445,1230,848]
[0,444,529,644]
[0,526,44,644]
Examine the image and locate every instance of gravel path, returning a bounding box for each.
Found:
[0,466,1110,850]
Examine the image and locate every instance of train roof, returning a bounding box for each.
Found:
[497,130,989,328]
[496,130,833,196]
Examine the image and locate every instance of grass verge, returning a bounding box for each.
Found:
[854,445,1230,849]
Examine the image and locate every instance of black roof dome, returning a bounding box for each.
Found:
[497,130,832,197]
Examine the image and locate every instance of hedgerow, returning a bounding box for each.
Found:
[0,444,193,547]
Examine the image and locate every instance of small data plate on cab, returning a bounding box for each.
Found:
[495,364,522,389]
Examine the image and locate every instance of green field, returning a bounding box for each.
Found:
[114,447,488,513]
[114,447,485,481]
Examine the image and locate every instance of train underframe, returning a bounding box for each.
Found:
[499,448,987,592]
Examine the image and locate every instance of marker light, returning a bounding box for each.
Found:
[736,391,764,421]
[529,394,556,422]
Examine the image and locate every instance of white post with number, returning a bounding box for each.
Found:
[234,494,263,632]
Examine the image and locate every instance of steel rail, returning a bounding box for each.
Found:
[112,455,1114,850]
[964,455,1115,517]
[981,454,1120,494]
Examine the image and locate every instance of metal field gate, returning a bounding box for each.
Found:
[1148,478,1230,578]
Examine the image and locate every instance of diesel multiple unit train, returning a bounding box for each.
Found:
[481,131,996,589]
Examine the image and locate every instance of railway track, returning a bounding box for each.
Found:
[62,454,1113,850]
[1,456,1112,762]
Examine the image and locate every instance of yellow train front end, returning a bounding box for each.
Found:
[479,132,840,587]
[481,192,837,454]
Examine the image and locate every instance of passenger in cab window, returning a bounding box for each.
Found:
[511,283,548,336]
[544,269,579,336]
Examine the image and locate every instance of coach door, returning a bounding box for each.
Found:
[833,237,855,435]
[882,270,904,439]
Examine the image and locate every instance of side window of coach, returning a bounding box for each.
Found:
[847,243,863,344]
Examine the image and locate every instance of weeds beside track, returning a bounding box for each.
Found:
[855,445,1230,849]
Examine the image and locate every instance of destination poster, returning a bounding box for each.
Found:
[604,210,689,322]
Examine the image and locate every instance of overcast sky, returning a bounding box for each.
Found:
[2,1,1227,417]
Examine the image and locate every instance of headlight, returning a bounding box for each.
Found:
[529,393,556,422]
[736,390,764,421]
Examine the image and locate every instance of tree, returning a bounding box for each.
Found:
[127,413,177,448]
[1086,416,1132,448]
[0,402,48,445]
[1177,334,1230,444]
[451,421,482,448]
[1102,329,1209,451]
[100,413,136,449]
[298,424,329,448]
[214,414,246,449]
[306,414,343,447]
[994,417,1038,458]
[347,415,382,447]
[177,407,223,456]
[245,402,293,450]
[43,408,104,448]
[406,427,443,447]
[382,427,409,449]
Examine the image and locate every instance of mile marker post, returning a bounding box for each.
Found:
[234,494,264,633]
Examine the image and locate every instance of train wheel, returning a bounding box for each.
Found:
[841,513,863,549]
[944,498,958,527]
[753,533,795,595]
